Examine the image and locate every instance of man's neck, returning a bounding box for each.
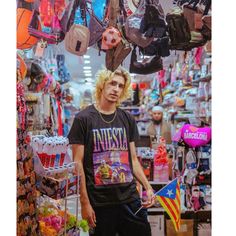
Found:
[96,99,117,114]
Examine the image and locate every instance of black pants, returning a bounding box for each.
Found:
[90,199,151,236]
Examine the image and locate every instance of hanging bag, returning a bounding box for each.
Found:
[166,6,191,50]
[129,46,163,75]
[64,0,90,56]
[124,0,154,48]
[139,0,166,38]
[86,1,106,47]
[139,36,170,57]
[105,0,131,71]
[64,24,90,56]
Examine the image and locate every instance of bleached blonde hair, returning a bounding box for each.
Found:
[94,67,132,106]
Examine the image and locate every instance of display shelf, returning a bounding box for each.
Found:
[148,207,165,212]
[174,115,195,121]
[149,181,169,185]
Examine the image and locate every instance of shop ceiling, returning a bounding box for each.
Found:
[60,0,175,85]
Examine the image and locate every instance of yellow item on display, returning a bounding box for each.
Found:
[162,89,171,96]
[175,97,185,107]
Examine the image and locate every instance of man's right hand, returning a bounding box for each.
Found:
[81,202,96,228]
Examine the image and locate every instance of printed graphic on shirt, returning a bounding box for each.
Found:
[92,127,129,153]
[93,151,133,185]
[92,127,133,185]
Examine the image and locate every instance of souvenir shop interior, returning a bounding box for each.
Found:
[16,0,212,235]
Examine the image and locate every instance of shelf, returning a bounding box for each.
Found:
[148,207,165,212]
[149,181,169,185]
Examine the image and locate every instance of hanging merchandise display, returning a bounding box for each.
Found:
[16,0,212,235]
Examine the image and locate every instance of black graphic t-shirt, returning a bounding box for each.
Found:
[68,105,140,207]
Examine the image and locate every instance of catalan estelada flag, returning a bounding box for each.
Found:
[156,178,181,231]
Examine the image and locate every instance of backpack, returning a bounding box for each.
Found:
[166,6,192,50]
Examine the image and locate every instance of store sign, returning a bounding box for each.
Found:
[182,124,211,148]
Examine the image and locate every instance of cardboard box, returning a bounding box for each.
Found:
[148,215,165,236]
[36,174,78,200]
[166,219,194,236]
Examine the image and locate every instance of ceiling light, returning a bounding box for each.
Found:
[83,70,92,73]
[84,60,90,64]
[84,74,92,77]
[83,66,92,69]
[83,55,90,59]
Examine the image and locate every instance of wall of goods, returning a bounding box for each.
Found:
[17,0,211,235]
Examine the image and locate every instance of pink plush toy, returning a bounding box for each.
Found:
[173,124,211,148]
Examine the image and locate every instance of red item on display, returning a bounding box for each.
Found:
[39,0,54,27]
[139,82,147,90]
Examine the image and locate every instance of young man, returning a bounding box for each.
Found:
[68,67,154,236]
[147,105,172,144]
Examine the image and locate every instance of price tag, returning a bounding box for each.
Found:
[35,39,47,57]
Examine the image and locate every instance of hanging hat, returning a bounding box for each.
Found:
[152,105,164,113]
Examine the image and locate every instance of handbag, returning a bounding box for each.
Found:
[64,0,90,56]
[64,24,90,56]
[129,46,163,75]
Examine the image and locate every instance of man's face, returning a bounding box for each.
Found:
[102,74,125,103]
[152,111,163,122]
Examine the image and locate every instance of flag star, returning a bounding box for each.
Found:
[167,189,173,197]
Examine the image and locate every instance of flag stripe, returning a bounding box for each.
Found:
[177,184,181,207]
[166,198,179,219]
[158,197,179,231]
[159,196,178,221]
[167,198,179,218]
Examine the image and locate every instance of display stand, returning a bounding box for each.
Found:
[33,149,81,235]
